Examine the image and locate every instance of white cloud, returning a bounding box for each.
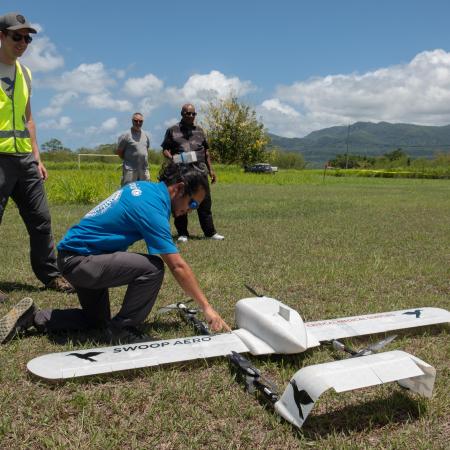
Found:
[101,117,118,131]
[86,117,119,135]
[39,91,79,117]
[85,93,132,111]
[138,97,160,115]
[47,62,115,94]
[261,99,301,118]
[123,73,164,97]
[163,117,178,128]
[122,73,165,115]
[115,69,127,79]
[166,70,254,106]
[41,63,132,112]
[258,99,303,138]
[21,35,64,72]
[261,49,450,137]
[30,23,43,33]
[40,116,72,130]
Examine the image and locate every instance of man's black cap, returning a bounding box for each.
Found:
[0,12,37,34]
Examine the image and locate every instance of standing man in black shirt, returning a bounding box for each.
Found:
[162,104,224,242]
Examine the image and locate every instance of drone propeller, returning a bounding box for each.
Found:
[156,299,209,335]
[331,335,397,358]
[244,284,264,297]
[331,339,358,356]
[355,335,397,357]
[156,299,194,315]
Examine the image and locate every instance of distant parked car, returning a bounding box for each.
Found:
[244,163,278,173]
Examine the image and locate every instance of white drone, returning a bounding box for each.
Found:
[27,288,449,430]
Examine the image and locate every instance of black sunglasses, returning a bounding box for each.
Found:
[4,31,33,44]
[183,112,197,117]
[133,119,143,124]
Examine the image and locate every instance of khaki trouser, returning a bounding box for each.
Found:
[121,166,150,186]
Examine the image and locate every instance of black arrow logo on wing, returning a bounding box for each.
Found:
[290,379,314,420]
[403,309,422,318]
[67,352,104,362]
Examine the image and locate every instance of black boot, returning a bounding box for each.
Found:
[104,324,152,345]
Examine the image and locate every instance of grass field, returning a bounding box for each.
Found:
[0,166,449,449]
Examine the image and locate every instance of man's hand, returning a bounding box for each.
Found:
[162,149,173,160]
[37,161,48,181]
[210,171,217,184]
[203,305,231,332]
[116,148,125,160]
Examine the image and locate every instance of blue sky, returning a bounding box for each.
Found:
[3,0,450,150]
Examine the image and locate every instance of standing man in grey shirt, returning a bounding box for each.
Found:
[116,112,151,186]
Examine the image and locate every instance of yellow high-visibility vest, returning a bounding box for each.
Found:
[0,62,32,154]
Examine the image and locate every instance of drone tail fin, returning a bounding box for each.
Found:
[274,350,436,429]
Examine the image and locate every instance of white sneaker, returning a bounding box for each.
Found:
[177,235,188,243]
[210,233,224,240]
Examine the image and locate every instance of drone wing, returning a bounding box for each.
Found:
[27,297,313,380]
[27,332,249,380]
[274,350,436,429]
[306,307,450,342]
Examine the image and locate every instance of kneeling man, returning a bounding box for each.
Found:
[0,163,230,344]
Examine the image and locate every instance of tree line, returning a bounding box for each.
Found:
[329,148,450,169]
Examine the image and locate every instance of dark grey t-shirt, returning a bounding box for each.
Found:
[0,61,32,99]
[0,61,16,99]
[161,122,208,164]
[118,129,150,170]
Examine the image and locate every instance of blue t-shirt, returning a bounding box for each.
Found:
[58,182,178,256]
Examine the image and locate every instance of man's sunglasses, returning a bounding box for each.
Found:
[183,112,197,117]
[133,119,143,124]
[4,31,33,44]
[189,199,200,210]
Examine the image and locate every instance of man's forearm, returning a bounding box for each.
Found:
[205,150,214,174]
[162,149,173,160]
[161,253,230,332]
[171,265,209,309]
[162,254,210,310]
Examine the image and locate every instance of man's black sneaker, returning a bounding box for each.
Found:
[0,297,36,344]
[105,325,153,345]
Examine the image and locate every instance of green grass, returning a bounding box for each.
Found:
[1,167,449,449]
[42,163,448,205]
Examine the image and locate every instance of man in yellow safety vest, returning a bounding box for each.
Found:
[0,12,73,297]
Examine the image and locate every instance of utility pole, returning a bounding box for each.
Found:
[345,123,350,169]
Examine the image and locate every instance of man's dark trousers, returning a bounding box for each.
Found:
[174,178,216,237]
[34,251,165,331]
[0,154,59,284]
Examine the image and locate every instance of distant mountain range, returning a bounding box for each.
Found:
[268,122,450,165]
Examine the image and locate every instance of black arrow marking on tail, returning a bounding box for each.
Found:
[403,309,422,318]
[290,379,314,420]
[67,352,104,362]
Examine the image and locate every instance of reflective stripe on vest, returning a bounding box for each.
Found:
[0,62,32,154]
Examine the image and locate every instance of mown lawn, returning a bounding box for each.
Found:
[0,167,449,449]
